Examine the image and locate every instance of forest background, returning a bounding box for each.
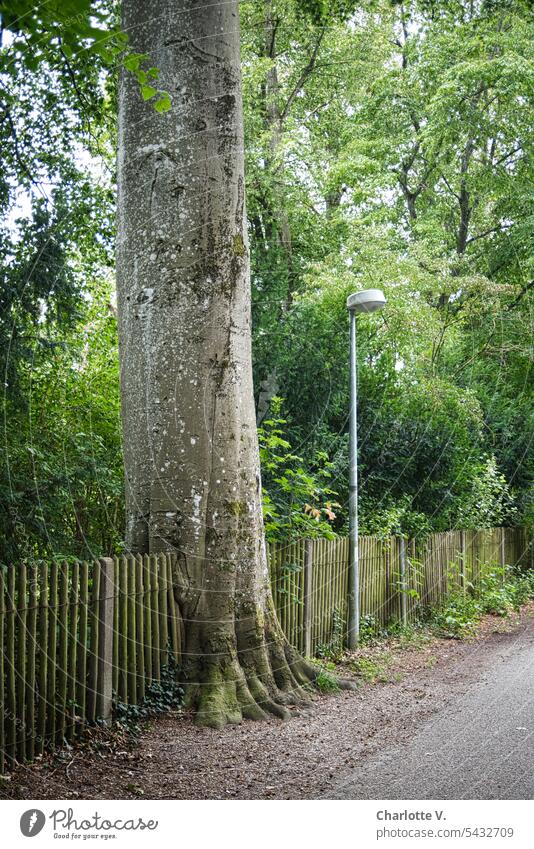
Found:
[1,0,532,565]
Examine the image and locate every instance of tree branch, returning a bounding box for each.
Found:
[507,280,534,311]
[465,223,512,245]
[280,29,325,121]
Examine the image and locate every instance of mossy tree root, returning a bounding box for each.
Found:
[182,620,356,729]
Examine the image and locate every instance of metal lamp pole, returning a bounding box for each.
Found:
[346,289,386,649]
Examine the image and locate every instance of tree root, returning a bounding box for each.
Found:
[183,625,356,729]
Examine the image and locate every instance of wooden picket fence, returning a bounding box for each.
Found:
[269,526,532,655]
[0,555,182,774]
[0,526,531,773]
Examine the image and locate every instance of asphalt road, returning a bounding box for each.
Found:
[329,618,534,799]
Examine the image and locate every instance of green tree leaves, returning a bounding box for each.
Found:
[0,0,171,112]
[0,0,531,552]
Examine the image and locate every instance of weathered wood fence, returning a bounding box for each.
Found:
[0,526,531,773]
[0,555,182,774]
[269,526,531,655]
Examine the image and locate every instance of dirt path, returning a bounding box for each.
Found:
[3,605,534,801]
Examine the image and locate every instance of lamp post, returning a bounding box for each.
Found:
[346,288,387,649]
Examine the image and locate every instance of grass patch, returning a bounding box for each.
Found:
[350,652,394,683]
[314,669,341,693]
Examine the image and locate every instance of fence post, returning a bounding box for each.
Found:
[303,539,314,657]
[97,558,114,724]
[399,536,408,627]
[500,527,506,569]
[460,530,467,593]
[0,570,4,774]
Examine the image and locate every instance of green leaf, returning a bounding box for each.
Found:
[141,84,157,101]
[124,52,147,72]
[154,92,172,113]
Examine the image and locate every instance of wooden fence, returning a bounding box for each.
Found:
[0,555,182,774]
[268,526,532,655]
[0,526,531,773]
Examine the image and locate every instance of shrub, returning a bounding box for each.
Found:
[315,605,346,661]
[431,590,482,639]
[432,564,534,639]
[114,659,184,734]
[313,669,340,693]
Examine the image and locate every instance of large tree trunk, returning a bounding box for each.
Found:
[116,0,331,727]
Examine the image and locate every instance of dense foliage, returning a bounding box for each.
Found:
[244,0,533,537]
[0,0,532,563]
[430,565,534,638]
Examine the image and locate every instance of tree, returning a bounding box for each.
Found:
[0,5,121,563]
[245,0,532,535]
[116,0,345,728]
[3,0,531,560]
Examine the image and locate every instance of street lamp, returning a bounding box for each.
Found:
[346,288,386,649]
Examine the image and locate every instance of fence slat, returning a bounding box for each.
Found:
[135,555,146,701]
[118,557,128,703]
[56,562,69,746]
[303,540,313,657]
[158,556,169,664]
[0,570,5,774]
[26,566,38,761]
[150,555,160,681]
[167,555,181,663]
[86,560,101,723]
[143,555,153,684]
[46,562,58,745]
[127,556,137,705]
[97,558,115,723]
[67,562,79,744]
[16,563,27,762]
[6,566,16,768]
[112,558,119,697]
[36,563,48,757]
[77,562,89,730]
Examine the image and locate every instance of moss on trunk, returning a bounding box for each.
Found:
[178,587,353,728]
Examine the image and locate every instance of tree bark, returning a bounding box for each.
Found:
[263,0,293,303]
[116,0,336,727]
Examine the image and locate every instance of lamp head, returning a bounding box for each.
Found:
[346,288,386,314]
